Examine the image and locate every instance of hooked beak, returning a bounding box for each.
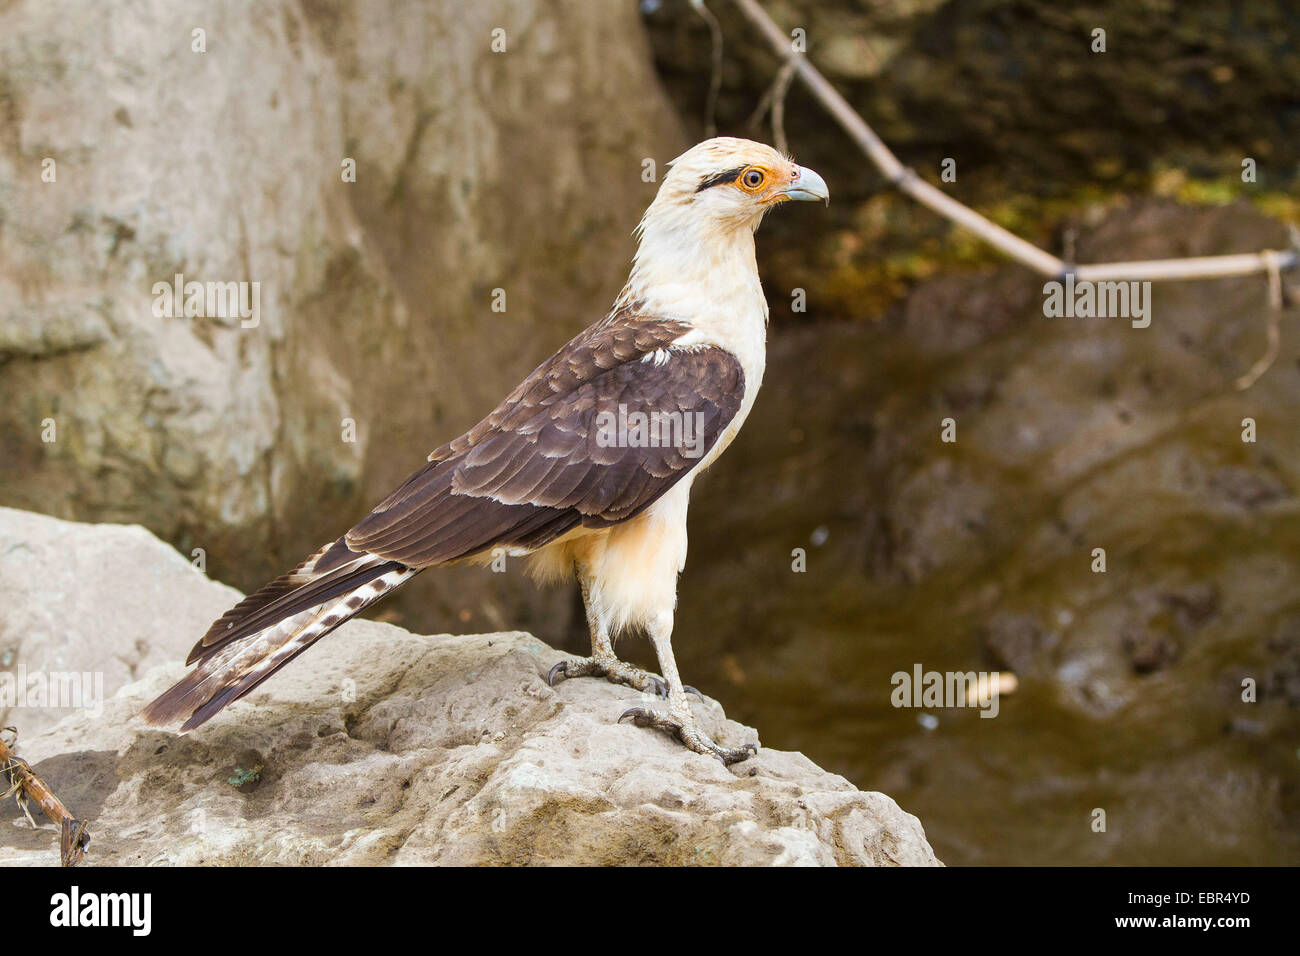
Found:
[781,165,829,205]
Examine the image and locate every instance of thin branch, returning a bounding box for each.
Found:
[767,56,797,157]
[726,0,1299,284]
[746,56,797,156]
[1,730,90,866]
[1235,250,1284,390]
[690,0,724,139]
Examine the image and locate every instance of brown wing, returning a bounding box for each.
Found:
[344,315,744,567]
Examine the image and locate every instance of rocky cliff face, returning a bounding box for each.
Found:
[0,508,939,866]
[0,0,683,636]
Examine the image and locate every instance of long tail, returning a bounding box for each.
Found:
[142,537,420,732]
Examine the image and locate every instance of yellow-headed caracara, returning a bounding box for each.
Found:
[143,138,829,764]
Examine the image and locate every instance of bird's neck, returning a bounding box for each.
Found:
[615,209,769,438]
[620,211,767,332]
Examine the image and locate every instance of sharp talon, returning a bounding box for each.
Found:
[618,707,653,726]
[546,661,567,686]
[683,684,703,700]
[651,676,668,698]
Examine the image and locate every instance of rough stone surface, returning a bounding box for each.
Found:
[0,509,939,867]
[0,0,683,636]
[0,507,232,738]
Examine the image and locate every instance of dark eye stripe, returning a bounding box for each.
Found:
[695,165,748,193]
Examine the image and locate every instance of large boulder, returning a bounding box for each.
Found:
[0,507,232,738]
[0,508,939,866]
[0,0,683,637]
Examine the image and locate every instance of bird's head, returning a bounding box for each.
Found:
[648,137,829,235]
[625,137,828,302]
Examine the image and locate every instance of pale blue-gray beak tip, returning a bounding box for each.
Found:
[783,165,829,205]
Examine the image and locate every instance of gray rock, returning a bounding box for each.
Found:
[0,507,237,737]
[0,508,939,866]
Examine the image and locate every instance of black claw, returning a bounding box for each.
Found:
[618,707,654,727]
[683,684,704,700]
[547,661,567,686]
[650,677,668,698]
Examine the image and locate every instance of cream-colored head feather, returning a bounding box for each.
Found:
[624,137,827,305]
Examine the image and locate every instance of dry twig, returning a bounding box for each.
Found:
[1,728,90,866]
[690,0,725,138]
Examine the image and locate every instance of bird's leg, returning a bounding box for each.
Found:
[617,611,757,765]
[547,565,669,697]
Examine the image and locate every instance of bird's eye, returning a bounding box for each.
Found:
[741,168,766,190]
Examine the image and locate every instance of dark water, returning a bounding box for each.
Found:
[673,574,1299,866]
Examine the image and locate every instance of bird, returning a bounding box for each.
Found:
[142,137,829,764]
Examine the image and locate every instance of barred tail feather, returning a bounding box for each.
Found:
[142,551,418,732]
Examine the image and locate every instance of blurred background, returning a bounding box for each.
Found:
[2,0,1297,864]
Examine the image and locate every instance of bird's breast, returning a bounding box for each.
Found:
[667,309,767,477]
[630,246,769,476]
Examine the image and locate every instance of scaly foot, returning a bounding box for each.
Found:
[549,656,666,696]
[618,701,758,765]
[548,657,703,700]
